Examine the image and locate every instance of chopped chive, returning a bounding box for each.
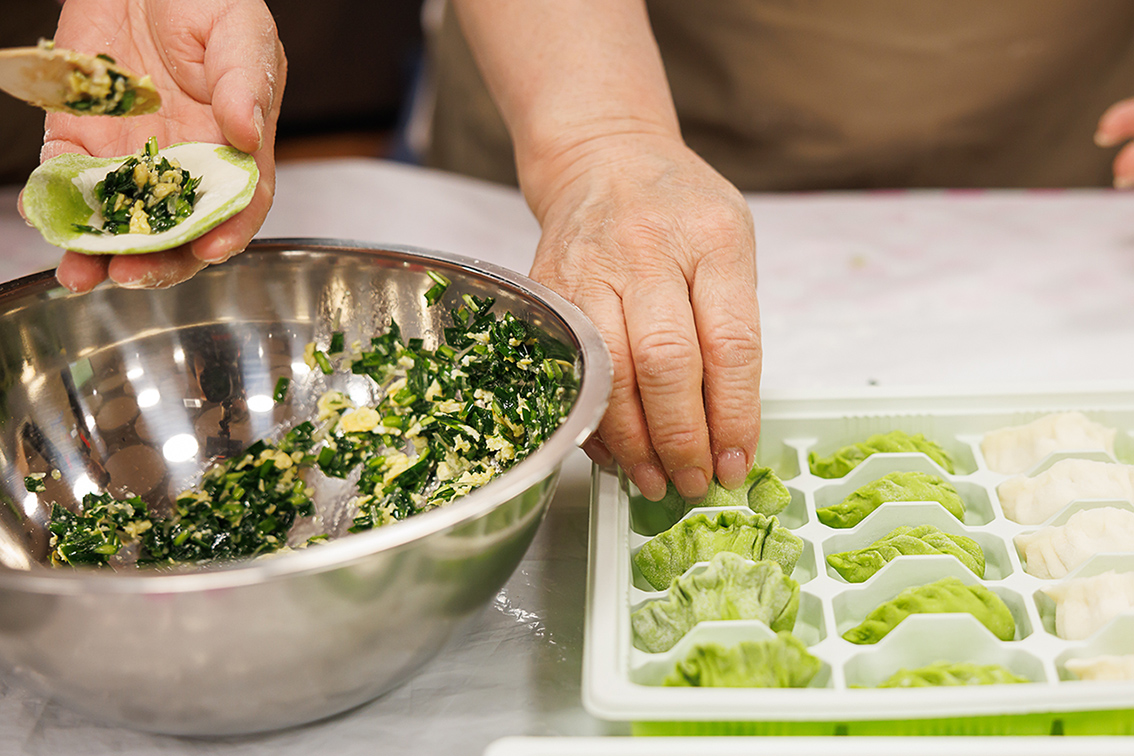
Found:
[273,376,290,403]
[424,270,451,305]
[313,350,334,375]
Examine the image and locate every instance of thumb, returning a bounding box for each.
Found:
[1095,97,1134,149]
[202,2,286,153]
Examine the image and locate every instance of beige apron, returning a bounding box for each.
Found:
[427,1,1134,190]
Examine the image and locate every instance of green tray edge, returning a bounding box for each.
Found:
[632,708,1134,736]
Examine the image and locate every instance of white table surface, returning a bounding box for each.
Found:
[2,159,1134,754]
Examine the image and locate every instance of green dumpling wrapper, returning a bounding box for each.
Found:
[816,471,965,529]
[826,525,985,582]
[877,661,1029,687]
[23,141,258,255]
[631,552,800,653]
[808,430,955,479]
[635,510,804,590]
[653,465,792,525]
[842,576,1015,645]
[663,632,822,688]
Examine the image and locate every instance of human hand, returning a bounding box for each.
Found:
[1095,97,1134,188]
[525,132,762,501]
[33,0,285,292]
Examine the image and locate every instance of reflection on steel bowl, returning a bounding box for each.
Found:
[0,240,611,735]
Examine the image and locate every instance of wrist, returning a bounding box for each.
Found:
[516,123,685,223]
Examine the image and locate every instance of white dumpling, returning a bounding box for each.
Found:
[1041,570,1134,640]
[1015,507,1134,579]
[981,412,1116,475]
[997,459,1134,525]
[1065,654,1134,681]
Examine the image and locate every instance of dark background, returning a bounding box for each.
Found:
[0,0,428,185]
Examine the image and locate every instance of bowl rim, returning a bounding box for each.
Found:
[0,238,612,593]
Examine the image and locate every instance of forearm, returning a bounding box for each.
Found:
[450,0,761,501]
[448,0,681,215]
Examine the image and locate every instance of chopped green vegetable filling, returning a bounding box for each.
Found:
[64,57,138,116]
[273,376,290,403]
[24,473,47,494]
[49,496,147,566]
[424,270,451,305]
[73,136,201,236]
[44,292,577,567]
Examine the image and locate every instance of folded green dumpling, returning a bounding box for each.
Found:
[663,632,821,688]
[808,430,955,479]
[842,576,1015,645]
[653,465,792,525]
[826,525,985,582]
[635,510,804,590]
[631,552,800,653]
[877,661,1029,687]
[816,471,965,529]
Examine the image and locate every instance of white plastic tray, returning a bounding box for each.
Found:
[485,735,1134,755]
[582,386,1134,734]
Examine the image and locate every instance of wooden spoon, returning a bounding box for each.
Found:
[0,40,160,116]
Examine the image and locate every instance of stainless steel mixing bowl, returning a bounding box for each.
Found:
[0,239,610,735]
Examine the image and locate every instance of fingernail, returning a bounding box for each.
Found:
[197,248,233,264]
[252,104,265,150]
[715,448,749,489]
[57,277,90,294]
[672,466,709,501]
[1116,174,1134,190]
[1095,130,1120,148]
[630,463,668,501]
[582,435,613,466]
[116,278,150,290]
